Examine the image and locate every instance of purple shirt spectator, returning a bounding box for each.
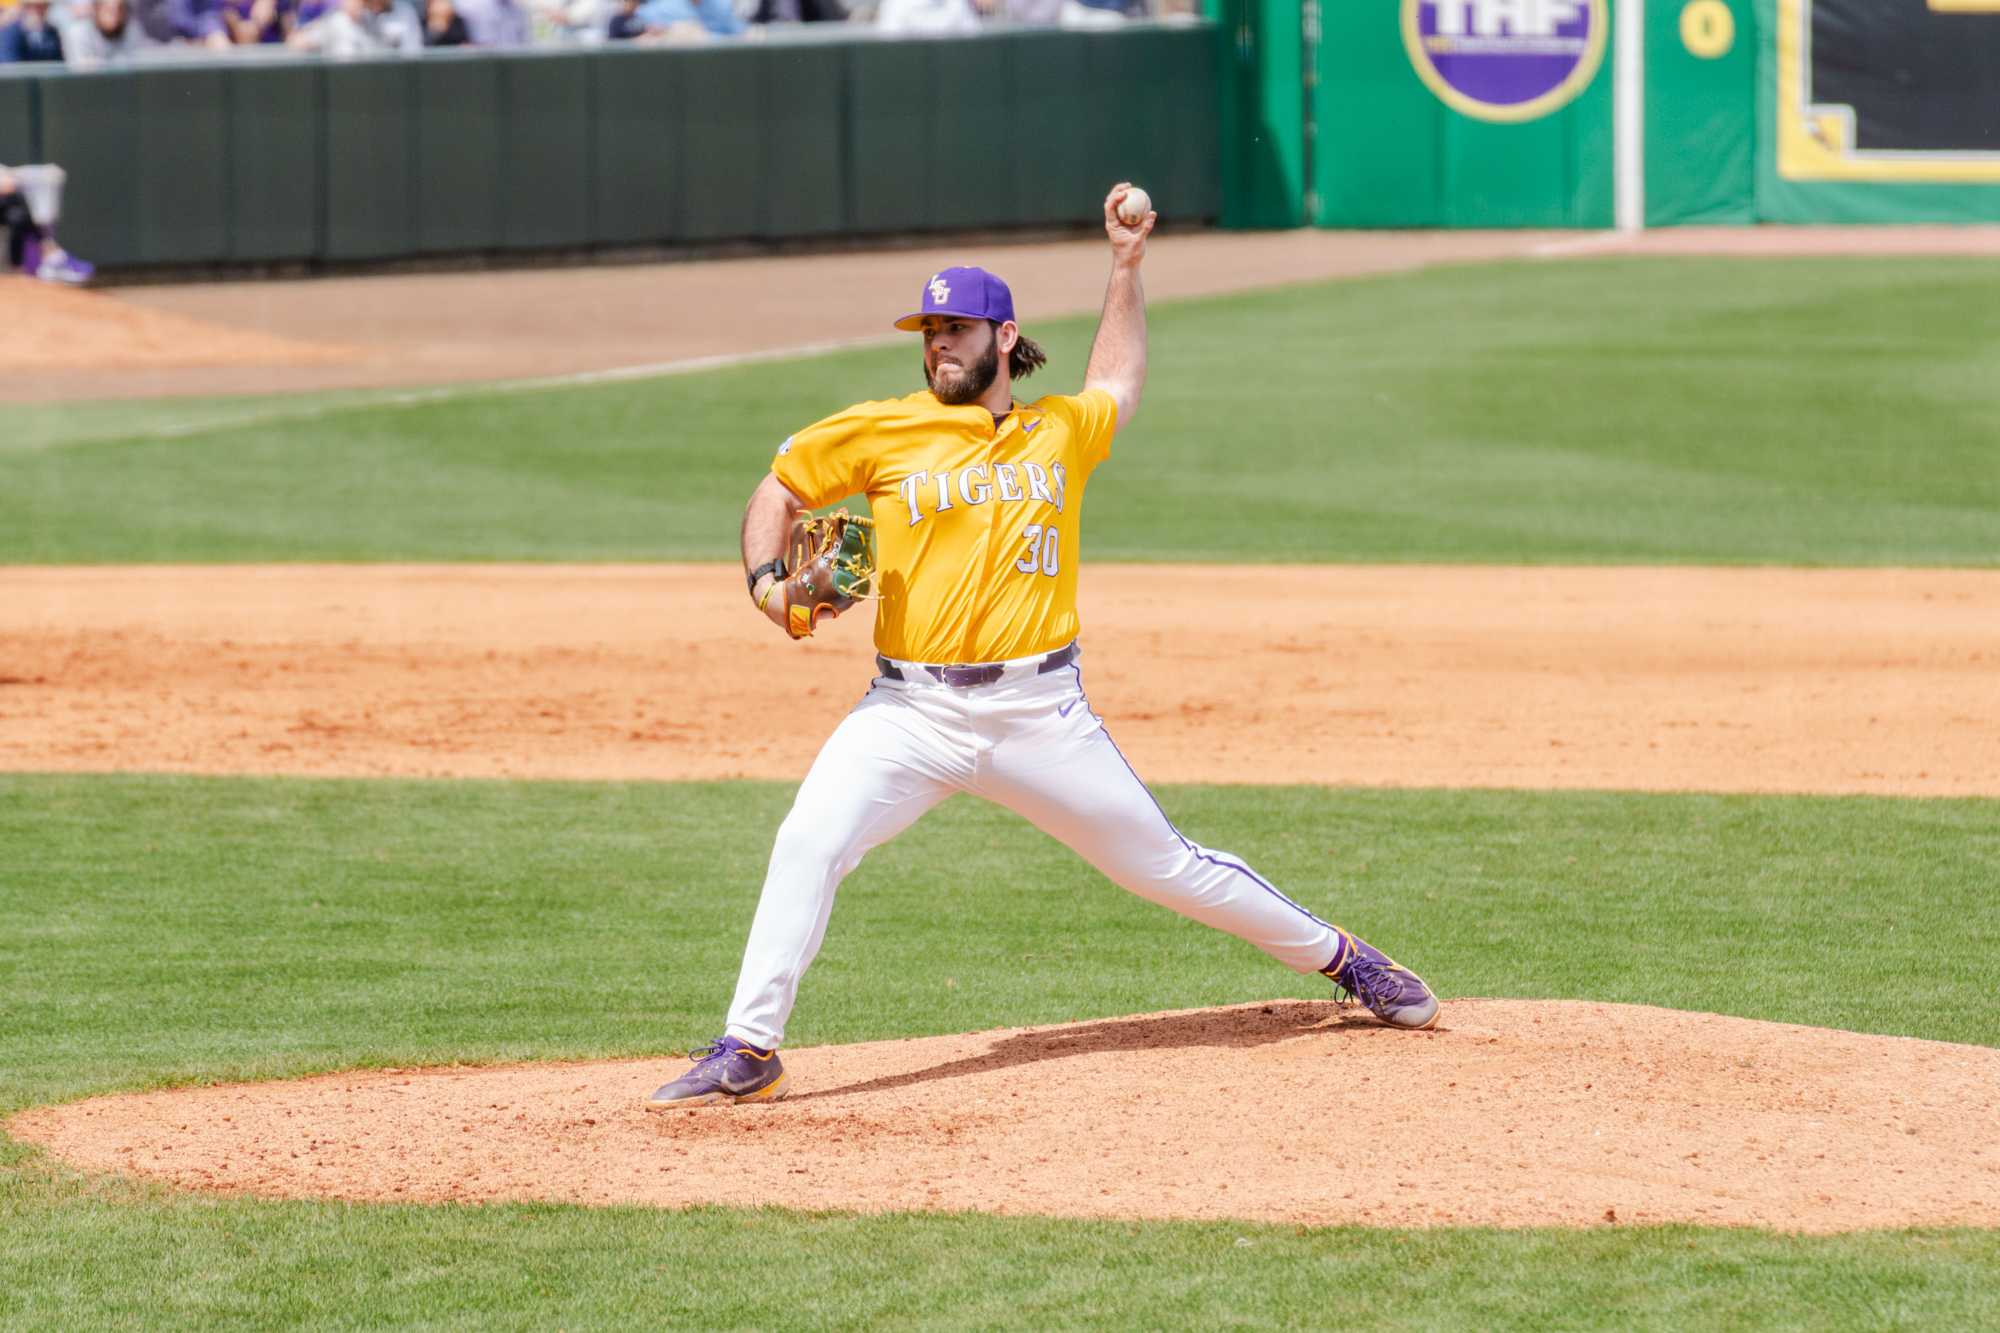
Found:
[133,0,173,39]
[164,0,227,38]
[288,0,422,54]
[450,0,526,44]
[222,0,295,41]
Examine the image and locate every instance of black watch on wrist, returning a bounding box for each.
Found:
[746,558,787,595]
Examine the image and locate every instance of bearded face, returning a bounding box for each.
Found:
[924,322,1001,406]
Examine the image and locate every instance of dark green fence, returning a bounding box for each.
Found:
[0,24,1221,271]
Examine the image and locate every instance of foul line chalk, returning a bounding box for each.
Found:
[28,332,905,451]
[1528,231,1638,260]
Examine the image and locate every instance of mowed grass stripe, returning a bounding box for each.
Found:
[4,256,1998,565]
[5,773,1997,1118]
[4,1187,1996,1332]
[3,774,1999,1328]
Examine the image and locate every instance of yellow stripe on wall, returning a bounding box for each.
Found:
[1928,1,2000,12]
[1778,0,2000,180]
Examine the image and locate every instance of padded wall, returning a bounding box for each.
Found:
[14,25,1221,274]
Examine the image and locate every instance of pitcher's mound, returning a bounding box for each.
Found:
[12,1000,1998,1231]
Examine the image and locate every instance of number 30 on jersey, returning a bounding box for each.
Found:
[1016,524,1061,576]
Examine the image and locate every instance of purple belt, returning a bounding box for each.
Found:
[876,641,1077,688]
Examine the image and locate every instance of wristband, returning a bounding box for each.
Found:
[746,557,786,596]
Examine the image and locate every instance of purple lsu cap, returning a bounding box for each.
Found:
[893,266,1015,331]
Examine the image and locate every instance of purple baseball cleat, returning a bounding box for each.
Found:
[35,246,94,285]
[1321,929,1440,1030]
[646,1035,788,1108]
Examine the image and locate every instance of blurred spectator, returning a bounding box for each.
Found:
[604,0,638,38]
[522,0,600,44]
[631,0,739,38]
[222,0,294,41]
[452,0,524,44]
[1058,0,1131,23]
[986,0,1059,20]
[289,0,421,54]
[875,0,973,34]
[132,0,172,38]
[422,0,464,41]
[0,0,66,60]
[158,0,232,44]
[63,0,155,63]
[751,0,845,22]
[1,163,94,284]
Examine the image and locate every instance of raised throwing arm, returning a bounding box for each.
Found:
[1082,182,1157,430]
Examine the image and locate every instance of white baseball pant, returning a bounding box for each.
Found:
[723,644,1343,1049]
[0,164,67,227]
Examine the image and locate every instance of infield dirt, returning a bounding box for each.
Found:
[3,563,1995,796]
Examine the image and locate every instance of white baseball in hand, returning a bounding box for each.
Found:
[1116,186,1152,226]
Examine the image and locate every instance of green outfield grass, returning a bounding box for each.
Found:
[5,256,1999,565]
[5,773,1999,1328]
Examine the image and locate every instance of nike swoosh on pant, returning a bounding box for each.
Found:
[1058,698,1081,717]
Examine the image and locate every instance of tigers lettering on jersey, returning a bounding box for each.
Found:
[896,462,1067,524]
[770,387,1117,665]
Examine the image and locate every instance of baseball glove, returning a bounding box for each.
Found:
[781,508,877,640]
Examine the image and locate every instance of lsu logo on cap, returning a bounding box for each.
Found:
[927,274,951,306]
[1402,0,1607,123]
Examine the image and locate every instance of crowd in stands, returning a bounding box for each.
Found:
[0,0,1191,63]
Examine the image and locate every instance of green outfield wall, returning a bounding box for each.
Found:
[1215,0,2000,229]
[0,27,1220,272]
[1311,0,1614,229]
[1644,0,1755,225]
[9,4,1999,259]
[1214,0,1308,228]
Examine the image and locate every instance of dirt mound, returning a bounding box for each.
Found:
[0,280,351,373]
[3,565,1996,796]
[13,1000,1998,1231]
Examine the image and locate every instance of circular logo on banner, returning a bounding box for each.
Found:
[1680,0,1734,59]
[1402,0,1609,124]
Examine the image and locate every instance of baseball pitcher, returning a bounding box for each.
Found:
[650,185,1439,1107]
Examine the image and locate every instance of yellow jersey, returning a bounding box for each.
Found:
[771,387,1118,664]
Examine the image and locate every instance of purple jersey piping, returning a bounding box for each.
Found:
[1071,663,1339,938]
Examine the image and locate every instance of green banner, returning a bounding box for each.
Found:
[1313,0,1613,229]
[1645,0,1755,225]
